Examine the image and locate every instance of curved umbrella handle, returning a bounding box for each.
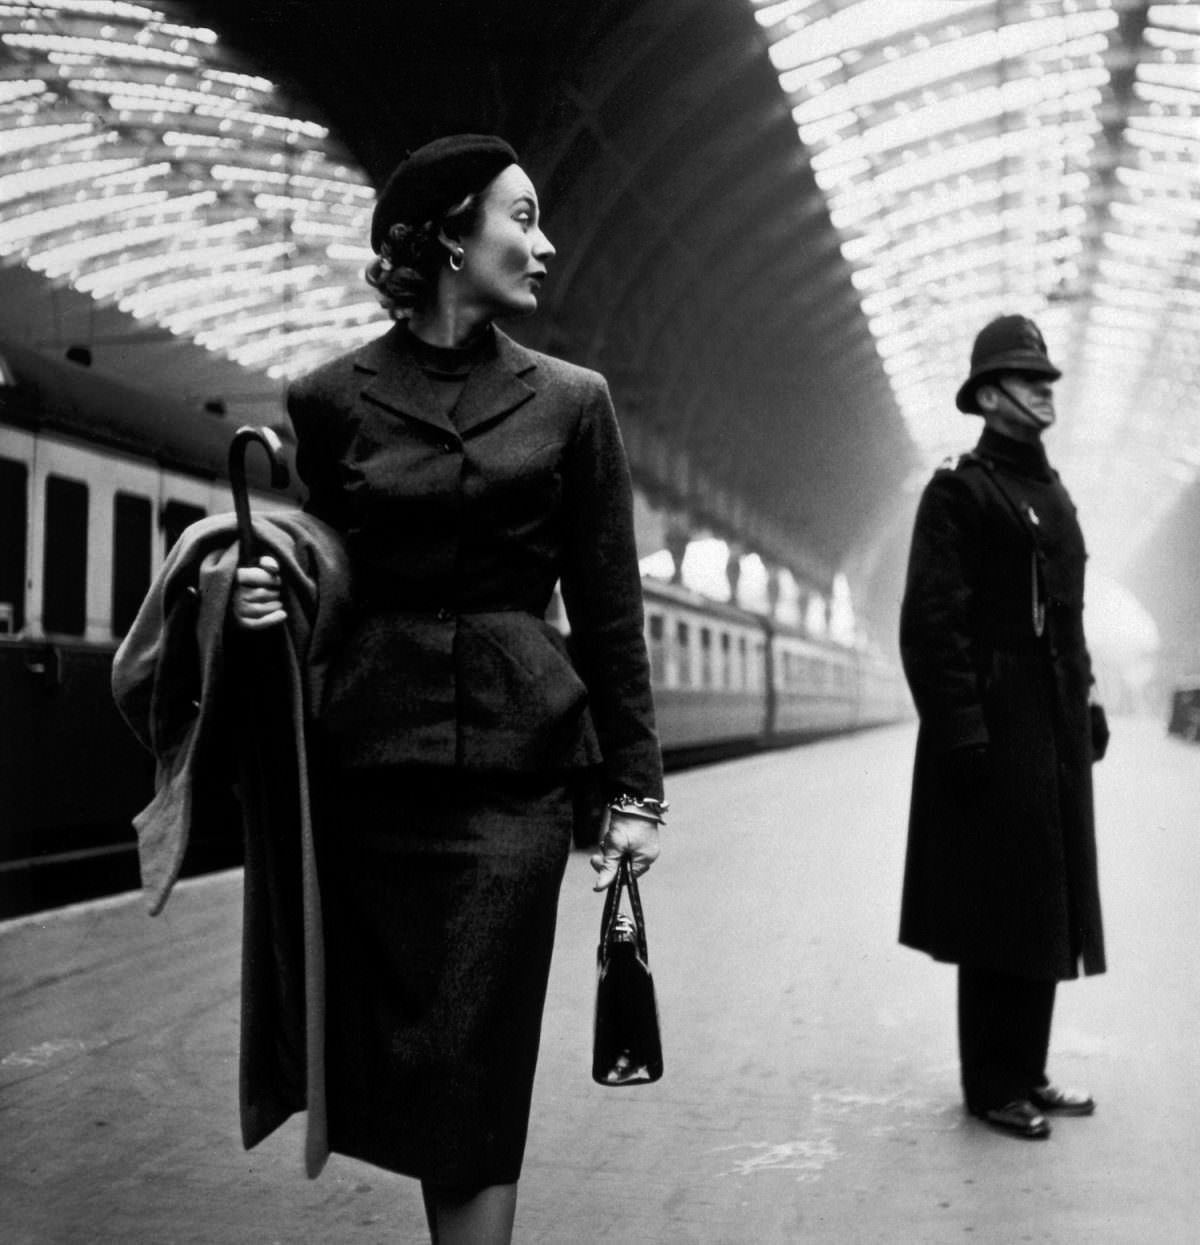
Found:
[228,425,290,567]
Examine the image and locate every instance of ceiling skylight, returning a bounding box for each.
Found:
[0,0,377,380]
[752,0,1200,571]
[2,0,1197,577]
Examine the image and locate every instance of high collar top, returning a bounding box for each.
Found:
[404,323,495,417]
[404,323,494,378]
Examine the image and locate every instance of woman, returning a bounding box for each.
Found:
[233,134,665,1244]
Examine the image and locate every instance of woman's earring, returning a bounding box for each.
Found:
[449,248,464,272]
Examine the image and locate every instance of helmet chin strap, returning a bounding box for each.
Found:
[994,380,1053,429]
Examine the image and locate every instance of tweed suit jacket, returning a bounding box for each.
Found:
[288,321,663,799]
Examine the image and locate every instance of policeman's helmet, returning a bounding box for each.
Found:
[955,314,1061,414]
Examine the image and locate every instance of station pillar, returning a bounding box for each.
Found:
[665,514,690,585]
[765,564,781,621]
[726,542,745,607]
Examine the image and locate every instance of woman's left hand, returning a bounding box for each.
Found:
[590,809,661,891]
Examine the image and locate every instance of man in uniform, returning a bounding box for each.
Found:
[898,314,1110,1140]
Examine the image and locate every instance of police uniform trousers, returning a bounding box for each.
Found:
[316,767,573,1187]
[957,966,1057,1113]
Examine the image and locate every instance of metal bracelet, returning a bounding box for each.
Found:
[608,793,669,823]
[609,806,662,825]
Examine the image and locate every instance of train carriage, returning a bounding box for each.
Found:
[639,578,770,756]
[0,341,290,915]
[636,576,910,759]
[769,629,857,739]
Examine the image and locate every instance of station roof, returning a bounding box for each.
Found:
[1,0,1197,616]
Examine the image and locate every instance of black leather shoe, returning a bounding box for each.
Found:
[1030,1084,1095,1116]
[970,1099,1051,1139]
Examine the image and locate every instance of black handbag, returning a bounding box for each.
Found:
[592,857,663,1086]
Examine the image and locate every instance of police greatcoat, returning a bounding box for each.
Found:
[898,426,1105,981]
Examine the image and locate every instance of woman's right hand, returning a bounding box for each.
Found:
[232,554,286,630]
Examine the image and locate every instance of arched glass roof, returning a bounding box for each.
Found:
[2,0,1197,579]
[0,0,378,380]
[752,0,1200,571]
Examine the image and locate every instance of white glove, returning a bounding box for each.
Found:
[232,554,286,630]
[590,807,661,891]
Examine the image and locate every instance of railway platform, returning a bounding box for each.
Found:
[3,718,1198,1244]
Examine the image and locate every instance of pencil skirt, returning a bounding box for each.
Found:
[316,767,574,1186]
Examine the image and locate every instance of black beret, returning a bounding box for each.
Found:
[370,134,518,253]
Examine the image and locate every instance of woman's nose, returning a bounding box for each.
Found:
[534,228,556,260]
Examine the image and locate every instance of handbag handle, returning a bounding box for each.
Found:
[600,857,649,963]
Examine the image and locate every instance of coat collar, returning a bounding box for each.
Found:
[976,426,1055,483]
[353,321,539,438]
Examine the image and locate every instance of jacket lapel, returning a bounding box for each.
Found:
[354,323,456,437]
[452,327,538,437]
[352,323,540,439]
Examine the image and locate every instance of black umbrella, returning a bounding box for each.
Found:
[225,425,311,1125]
[228,425,290,565]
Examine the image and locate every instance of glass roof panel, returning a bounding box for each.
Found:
[752,0,1200,573]
[0,0,376,381]
[2,0,1197,579]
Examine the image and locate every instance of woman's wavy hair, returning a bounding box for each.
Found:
[364,192,485,319]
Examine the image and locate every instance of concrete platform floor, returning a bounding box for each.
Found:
[3,718,1198,1244]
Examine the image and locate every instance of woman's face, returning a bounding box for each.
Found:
[456,164,555,318]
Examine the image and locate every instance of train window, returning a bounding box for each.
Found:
[738,634,748,690]
[0,456,27,633]
[700,626,712,688]
[42,473,88,636]
[647,613,666,685]
[675,620,691,688]
[111,491,153,638]
[161,499,206,552]
[721,631,732,690]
